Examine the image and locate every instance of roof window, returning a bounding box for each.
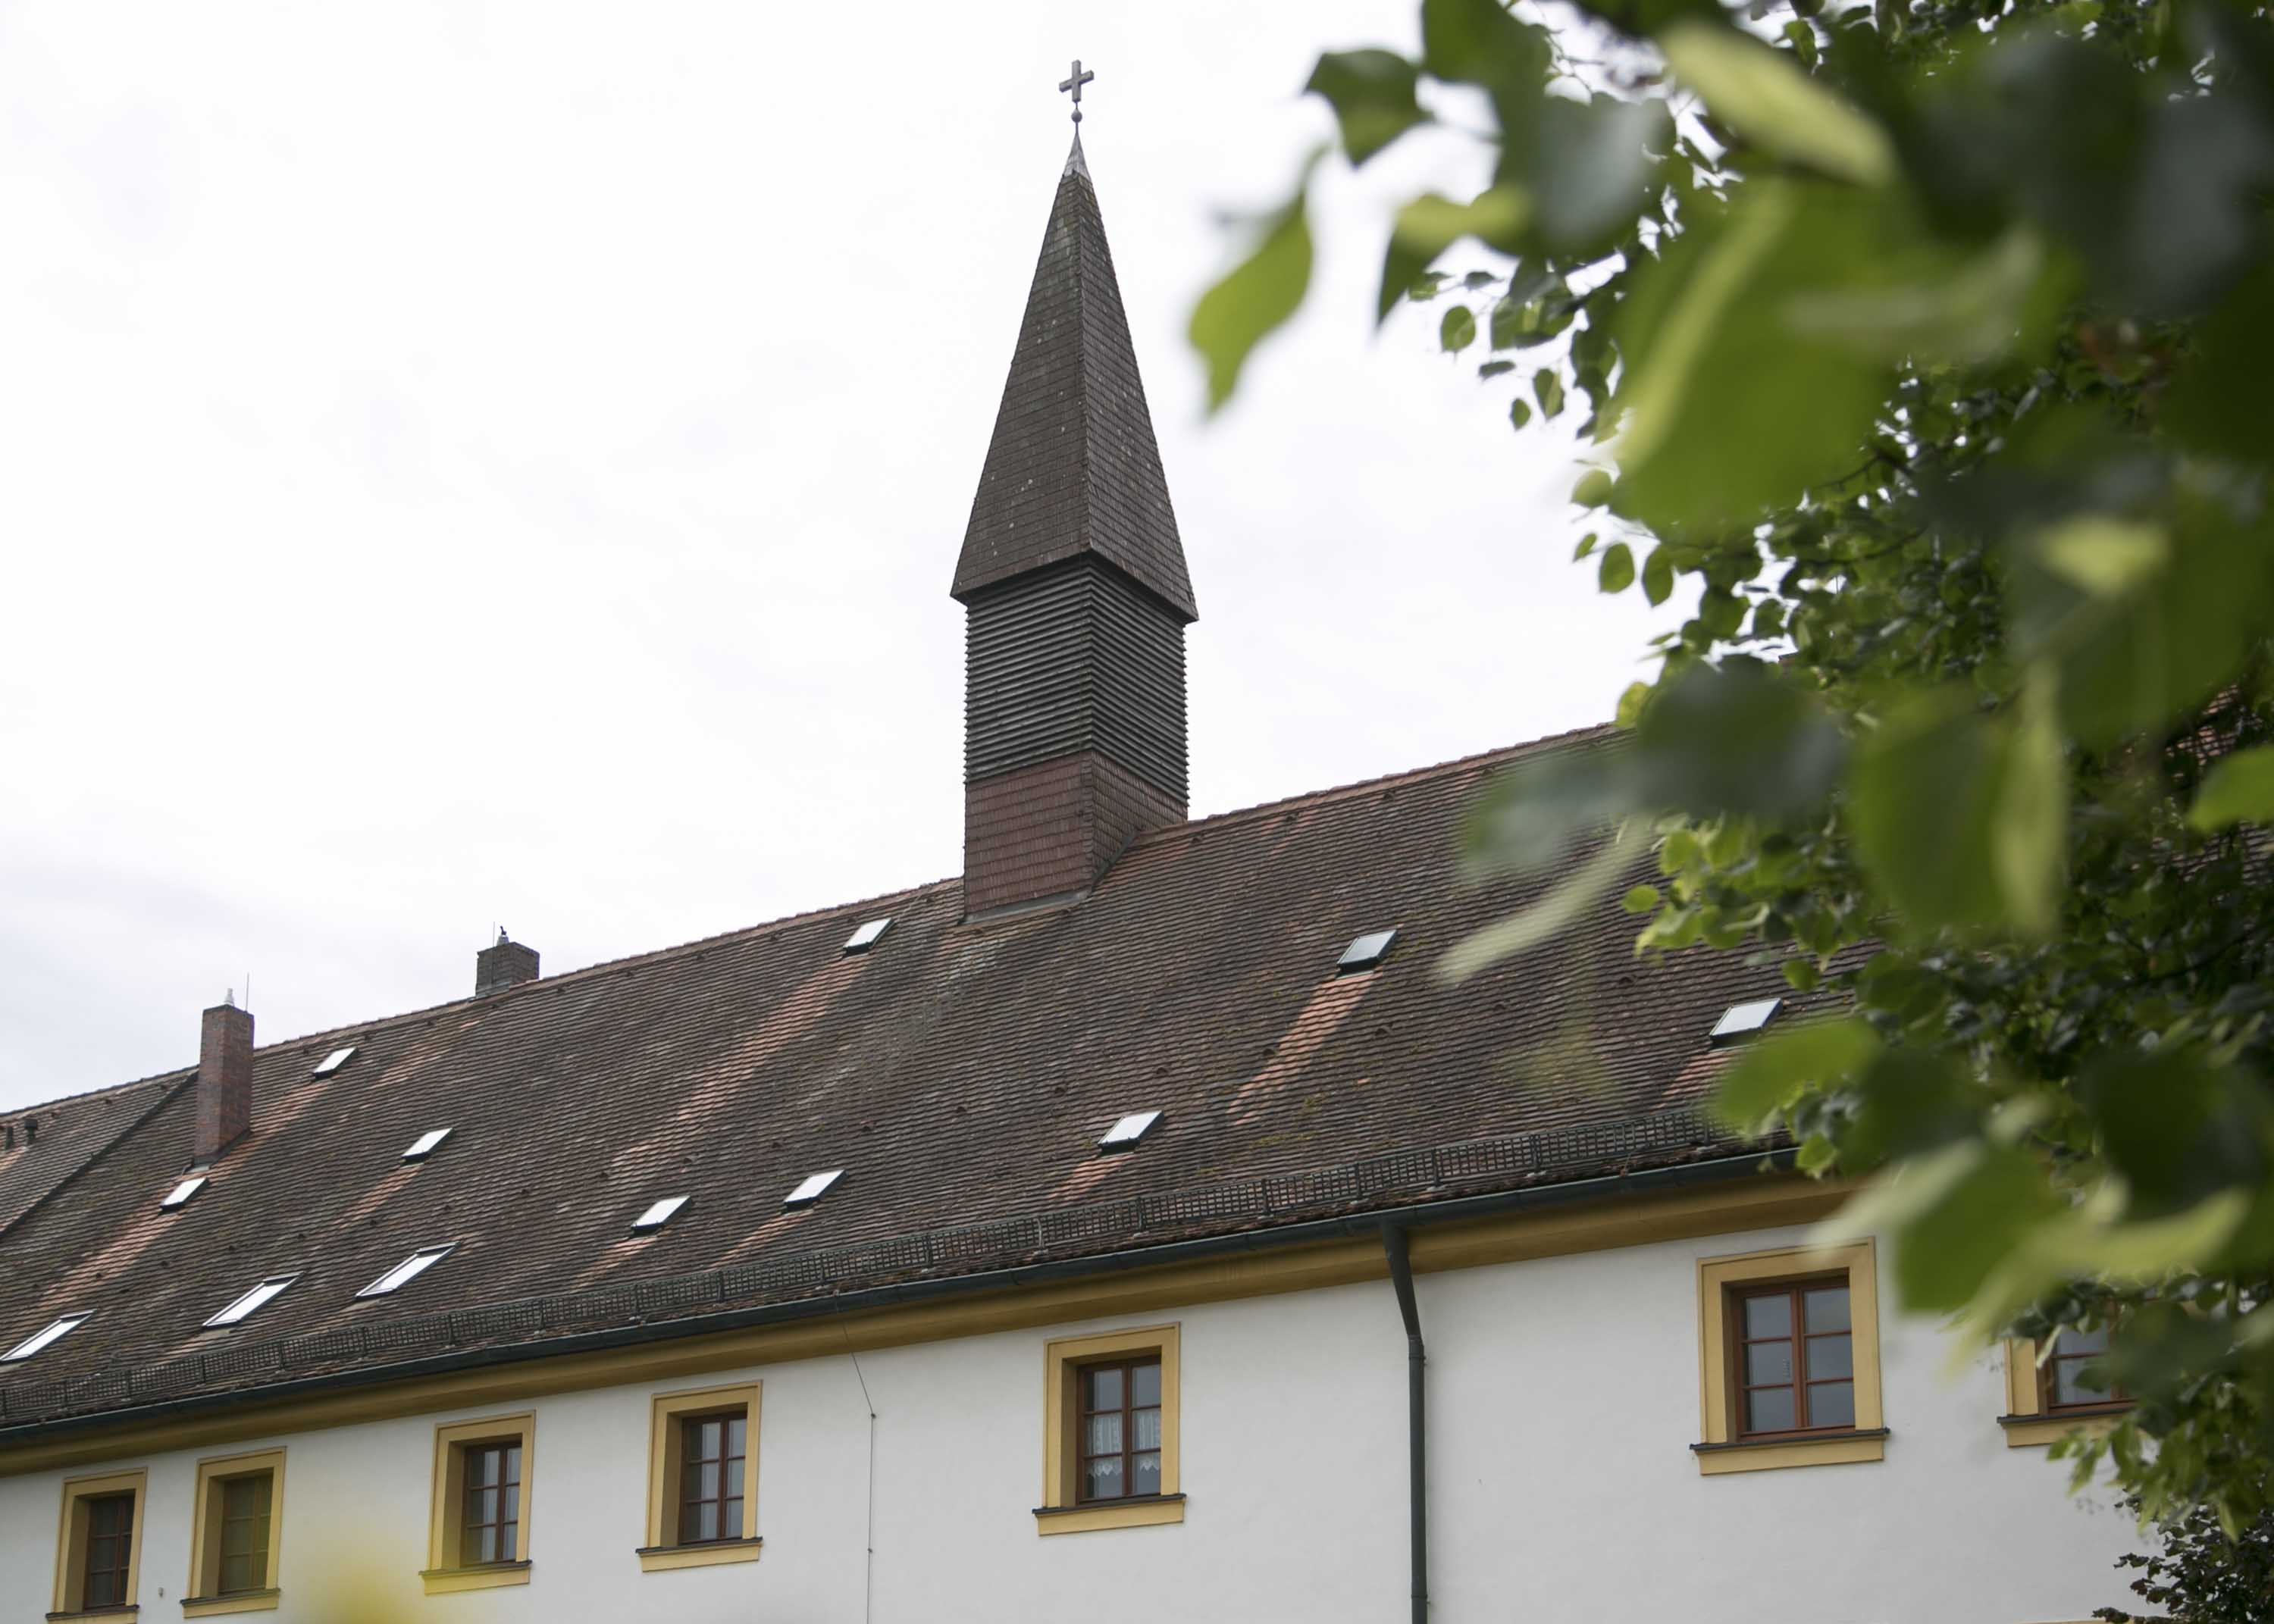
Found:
[402,1128,453,1162]
[844,917,893,955]
[631,1195,688,1232]
[1336,929,1399,975]
[784,1169,844,1208]
[2,1313,89,1363]
[1098,1110,1163,1154]
[357,1244,455,1299]
[312,1045,357,1078]
[1710,997,1783,1046]
[205,1274,298,1328]
[160,1174,208,1210]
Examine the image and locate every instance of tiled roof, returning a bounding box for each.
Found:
[951,136,1196,619]
[0,726,1822,1429]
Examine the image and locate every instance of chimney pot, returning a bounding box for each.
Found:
[195,1000,255,1162]
[475,933,540,997]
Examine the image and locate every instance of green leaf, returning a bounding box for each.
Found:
[1573,531,1597,561]
[1713,1015,1881,1132]
[1190,177,1316,413]
[1893,1144,2063,1314]
[1478,359,1516,379]
[1441,305,1477,353]
[1598,541,1635,593]
[1439,826,1636,982]
[1379,188,1532,323]
[2080,1047,2271,1222]
[2031,518,2169,599]
[2191,744,2274,831]
[1621,883,1661,914]
[1508,396,1533,430]
[1630,658,1848,821]
[2166,262,2274,462]
[1657,21,1896,187]
[1640,546,1673,605]
[1571,468,1612,508]
[1988,665,2066,939]
[1421,0,1550,90]
[1533,368,1565,418]
[1306,50,1428,165]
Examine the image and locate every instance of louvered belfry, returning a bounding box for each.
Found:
[954,135,1197,918]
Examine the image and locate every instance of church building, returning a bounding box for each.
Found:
[0,128,2131,1622]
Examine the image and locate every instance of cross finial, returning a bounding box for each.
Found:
[1058,58,1095,124]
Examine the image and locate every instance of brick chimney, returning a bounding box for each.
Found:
[475,930,540,997]
[194,996,255,1164]
[951,136,1195,918]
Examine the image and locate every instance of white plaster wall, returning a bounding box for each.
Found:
[0,1222,2134,1624]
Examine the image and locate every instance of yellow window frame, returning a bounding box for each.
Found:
[1694,1238,1886,1475]
[639,1381,763,1572]
[185,1447,286,1616]
[1035,1323,1182,1535]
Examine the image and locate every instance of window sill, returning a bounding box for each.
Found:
[636,1537,763,1572]
[182,1591,280,1618]
[45,1610,138,1622]
[418,1562,531,1596]
[1032,1492,1186,1536]
[1691,1428,1888,1475]
[1999,1407,2131,1448]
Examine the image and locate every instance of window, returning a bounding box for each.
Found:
[843,916,892,954]
[784,1169,843,1208]
[1693,1240,1884,1475]
[2000,1327,2133,1447]
[1036,1325,1182,1535]
[1077,1357,1164,1501]
[1097,1110,1162,1154]
[1336,928,1398,974]
[641,1383,762,1572]
[205,1274,297,1328]
[358,1244,454,1299]
[52,1469,147,1616]
[631,1196,688,1232]
[402,1128,453,1162]
[1731,1279,1855,1437]
[186,1449,285,1616]
[4,1312,89,1363]
[162,1174,208,1210]
[311,1046,356,1078]
[424,1414,535,1594]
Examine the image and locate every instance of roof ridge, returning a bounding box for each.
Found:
[5,1065,196,1118]
[1140,721,1617,849]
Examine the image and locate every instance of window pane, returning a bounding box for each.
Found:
[1743,1292,1791,1338]
[503,1444,522,1485]
[1085,1413,1123,1457]
[221,1550,260,1594]
[1134,1407,1162,1450]
[473,1525,497,1565]
[727,1416,746,1458]
[1131,1362,1161,1408]
[1084,1457,1124,1500]
[1804,1284,1850,1333]
[2061,1324,2110,1357]
[2056,1358,2113,1406]
[477,1449,500,1488]
[1086,1366,1123,1411]
[1745,1387,1795,1433]
[1808,1333,1853,1381]
[722,1494,743,1535]
[694,1501,719,1542]
[1132,1450,1162,1495]
[1809,1380,1856,1428]
[1744,1341,1793,1386]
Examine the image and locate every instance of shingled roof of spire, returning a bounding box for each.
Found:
[951,136,1196,620]
[0,726,1831,1428]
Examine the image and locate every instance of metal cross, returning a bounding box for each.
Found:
[1058,58,1095,124]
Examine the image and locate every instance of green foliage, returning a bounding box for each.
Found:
[1193,0,2274,1585]
[2097,1498,2274,1622]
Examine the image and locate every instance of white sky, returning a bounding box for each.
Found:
[0,2,1681,1109]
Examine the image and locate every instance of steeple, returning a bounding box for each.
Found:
[955,136,1197,918]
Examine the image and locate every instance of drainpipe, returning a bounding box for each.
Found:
[1383,1222,1427,1624]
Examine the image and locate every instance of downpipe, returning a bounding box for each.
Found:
[1383,1222,1427,1624]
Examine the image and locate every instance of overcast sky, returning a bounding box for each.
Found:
[0,2,1683,1109]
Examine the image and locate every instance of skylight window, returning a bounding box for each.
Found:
[632,1195,688,1232]
[160,1174,208,1210]
[402,1128,453,1162]
[843,917,892,955]
[784,1169,844,1208]
[1336,929,1399,975]
[1710,997,1784,1046]
[1098,1110,1163,1154]
[2,1313,89,1363]
[312,1045,358,1078]
[205,1275,299,1329]
[356,1244,455,1299]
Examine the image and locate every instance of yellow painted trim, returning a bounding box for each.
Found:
[1038,1324,1179,1533]
[52,1467,147,1615]
[642,1381,761,1560]
[0,1175,1841,1478]
[184,1447,285,1610]
[636,1538,763,1572]
[2000,1338,2131,1447]
[1694,1238,1883,1475]
[1035,1495,1187,1535]
[424,1413,534,1593]
[418,1562,530,1595]
[1695,1433,1886,1475]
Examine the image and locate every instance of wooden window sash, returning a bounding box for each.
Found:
[1731,1277,1858,1441]
[675,1410,748,1547]
[1075,1356,1164,1504]
[458,1441,523,1566]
